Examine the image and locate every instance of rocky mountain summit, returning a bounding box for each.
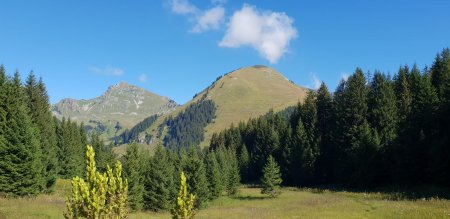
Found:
[52,82,177,140]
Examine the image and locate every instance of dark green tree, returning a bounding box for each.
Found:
[431,48,450,101]
[56,118,84,178]
[333,68,379,186]
[144,145,176,211]
[90,132,115,172]
[251,119,280,180]
[368,72,397,148]
[205,150,223,199]
[180,147,210,208]
[298,92,319,185]
[25,72,59,191]
[238,144,250,183]
[0,70,43,196]
[261,155,282,197]
[314,82,335,183]
[404,65,438,183]
[225,148,240,196]
[122,143,145,211]
[430,48,450,186]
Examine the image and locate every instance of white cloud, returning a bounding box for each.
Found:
[219,4,297,64]
[302,73,321,90]
[191,6,225,33]
[169,0,225,33]
[170,0,198,15]
[90,65,124,76]
[138,74,148,83]
[310,73,321,90]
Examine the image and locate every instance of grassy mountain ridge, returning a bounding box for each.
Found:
[141,65,309,148]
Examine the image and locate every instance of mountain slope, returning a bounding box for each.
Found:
[144,65,309,148]
[52,82,177,140]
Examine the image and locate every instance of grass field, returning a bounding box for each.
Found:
[1,180,450,219]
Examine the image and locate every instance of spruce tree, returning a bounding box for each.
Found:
[333,68,378,185]
[405,65,438,183]
[430,48,450,186]
[122,143,145,211]
[394,65,412,128]
[225,148,240,196]
[238,144,250,183]
[290,116,313,186]
[252,119,280,180]
[25,72,59,191]
[368,72,398,148]
[56,118,84,178]
[144,145,175,211]
[261,155,282,197]
[216,147,229,191]
[180,147,210,208]
[0,66,7,187]
[431,48,450,101]
[205,150,222,199]
[90,132,115,172]
[299,92,319,185]
[315,82,335,183]
[0,70,43,196]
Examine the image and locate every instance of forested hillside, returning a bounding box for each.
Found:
[210,48,450,188]
[162,99,216,150]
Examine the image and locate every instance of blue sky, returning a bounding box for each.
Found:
[1,0,449,104]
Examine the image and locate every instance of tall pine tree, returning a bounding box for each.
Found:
[314,82,335,183]
[122,143,145,211]
[144,145,176,211]
[25,72,59,191]
[180,147,210,208]
[0,70,43,195]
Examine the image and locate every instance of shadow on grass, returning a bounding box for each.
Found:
[231,195,272,201]
[304,184,450,201]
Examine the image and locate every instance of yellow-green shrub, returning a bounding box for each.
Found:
[64,145,128,219]
[171,171,196,219]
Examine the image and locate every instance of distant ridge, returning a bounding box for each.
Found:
[52,82,178,141]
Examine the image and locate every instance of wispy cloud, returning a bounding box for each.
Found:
[89,65,124,76]
[169,0,225,33]
[170,0,198,15]
[191,6,225,33]
[219,4,297,64]
[138,73,148,83]
[310,73,321,90]
[303,73,322,90]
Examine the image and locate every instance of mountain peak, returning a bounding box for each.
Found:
[106,81,138,91]
[52,82,178,129]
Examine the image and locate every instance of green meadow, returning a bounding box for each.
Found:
[1,180,449,219]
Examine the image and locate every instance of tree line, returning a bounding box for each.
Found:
[162,99,216,150]
[0,67,116,196]
[121,143,240,212]
[210,48,450,188]
[116,114,159,144]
